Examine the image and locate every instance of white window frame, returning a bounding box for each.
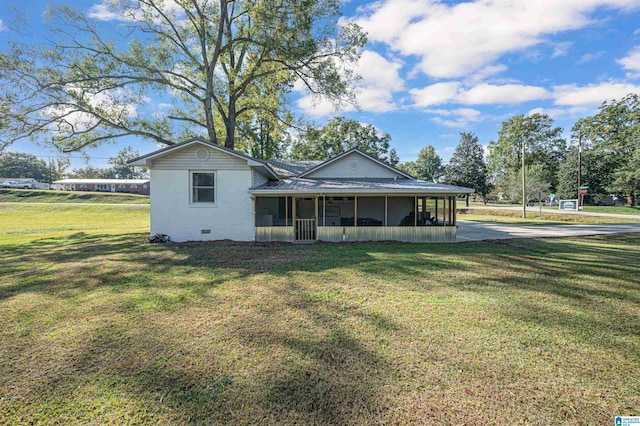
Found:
[143,184,148,189]
[189,170,217,207]
[118,184,126,188]
[130,184,138,188]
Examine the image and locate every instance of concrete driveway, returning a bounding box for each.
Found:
[456,220,640,242]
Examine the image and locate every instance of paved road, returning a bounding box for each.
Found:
[461,205,640,219]
[456,220,640,242]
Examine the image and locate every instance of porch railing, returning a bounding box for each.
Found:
[295,218,316,241]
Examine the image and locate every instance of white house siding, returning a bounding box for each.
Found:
[252,169,269,188]
[305,152,403,179]
[149,145,255,242]
[150,144,248,170]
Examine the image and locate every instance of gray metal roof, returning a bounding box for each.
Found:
[250,178,474,194]
[265,159,323,177]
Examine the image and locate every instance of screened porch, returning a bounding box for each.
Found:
[254,195,458,243]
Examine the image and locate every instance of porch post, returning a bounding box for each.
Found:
[323,194,326,227]
[292,196,296,240]
[453,197,457,226]
[414,196,417,226]
[285,196,289,226]
[314,196,319,238]
[354,196,358,227]
[384,196,388,226]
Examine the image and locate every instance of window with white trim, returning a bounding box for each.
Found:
[130,184,138,188]
[118,184,126,188]
[191,172,215,203]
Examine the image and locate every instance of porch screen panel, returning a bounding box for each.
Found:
[356,197,384,226]
[387,196,415,226]
[323,196,355,227]
[255,197,289,227]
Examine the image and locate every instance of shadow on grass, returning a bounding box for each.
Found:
[2,232,640,423]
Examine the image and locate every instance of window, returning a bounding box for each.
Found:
[191,172,215,204]
[79,184,88,188]
[130,184,138,188]
[118,184,126,188]
[95,184,109,191]
[143,184,148,189]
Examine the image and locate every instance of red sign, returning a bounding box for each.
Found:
[579,188,588,195]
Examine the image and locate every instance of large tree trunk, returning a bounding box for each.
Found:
[225,98,236,150]
[628,192,636,206]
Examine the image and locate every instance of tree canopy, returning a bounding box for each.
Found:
[399,145,443,182]
[574,93,640,205]
[0,0,366,152]
[488,113,566,189]
[0,152,68,182]
[290,117,398,164]
[446,132,492,199]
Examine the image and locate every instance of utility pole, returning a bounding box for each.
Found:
[522,140,526,218]
[577,133,582,210]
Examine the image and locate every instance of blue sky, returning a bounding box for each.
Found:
[2,0,640,169]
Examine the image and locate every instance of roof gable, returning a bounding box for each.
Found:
[299,149,413,179]
[128,138,279,180]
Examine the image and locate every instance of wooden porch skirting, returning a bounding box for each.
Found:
[255,226,456,243]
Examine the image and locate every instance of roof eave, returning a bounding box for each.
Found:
[249,188,475,195]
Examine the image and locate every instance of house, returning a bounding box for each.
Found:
[129,138,474,243]
[53,178,150,195]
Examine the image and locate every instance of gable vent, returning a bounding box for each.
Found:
[195,148,210,161]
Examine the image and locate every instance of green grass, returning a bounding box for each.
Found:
[458,208,640,225]
[577,205,640,216]
[1,205,639,424]
[0,188,150,204]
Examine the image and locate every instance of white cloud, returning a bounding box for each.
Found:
[578,51,605,63]
[553,82,640,106]
[88,1,184,23]
[410,82,462,107]
[617,46,640,74]
[354,0,639,78]
[411,82,550,107]
[0,19,7,31]
[551,41,573,58]
[459,84,551,105]
[426,108,482,128]
[296,50,405,116]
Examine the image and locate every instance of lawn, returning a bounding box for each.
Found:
[578,205,640,216]
[1,205,639,424]
[458,208,640,225]
[0,188,150,204]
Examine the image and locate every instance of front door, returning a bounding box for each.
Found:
[294,197,316,241]
[110,184,116,192]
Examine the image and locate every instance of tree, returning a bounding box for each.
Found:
[488,114,566,189]
[0,152,68,182]
[556,146,615,202]
[407,145,443,182]
[574,93,640,205]
[235,115,290,160]
[502,164,551,203]
[108,146,149,179]
[290,117,399,164]
[446,132,492,202]
[69,165,111,179]
[0,1,365,152]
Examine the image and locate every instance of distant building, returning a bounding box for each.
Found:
[53,179,150,195]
